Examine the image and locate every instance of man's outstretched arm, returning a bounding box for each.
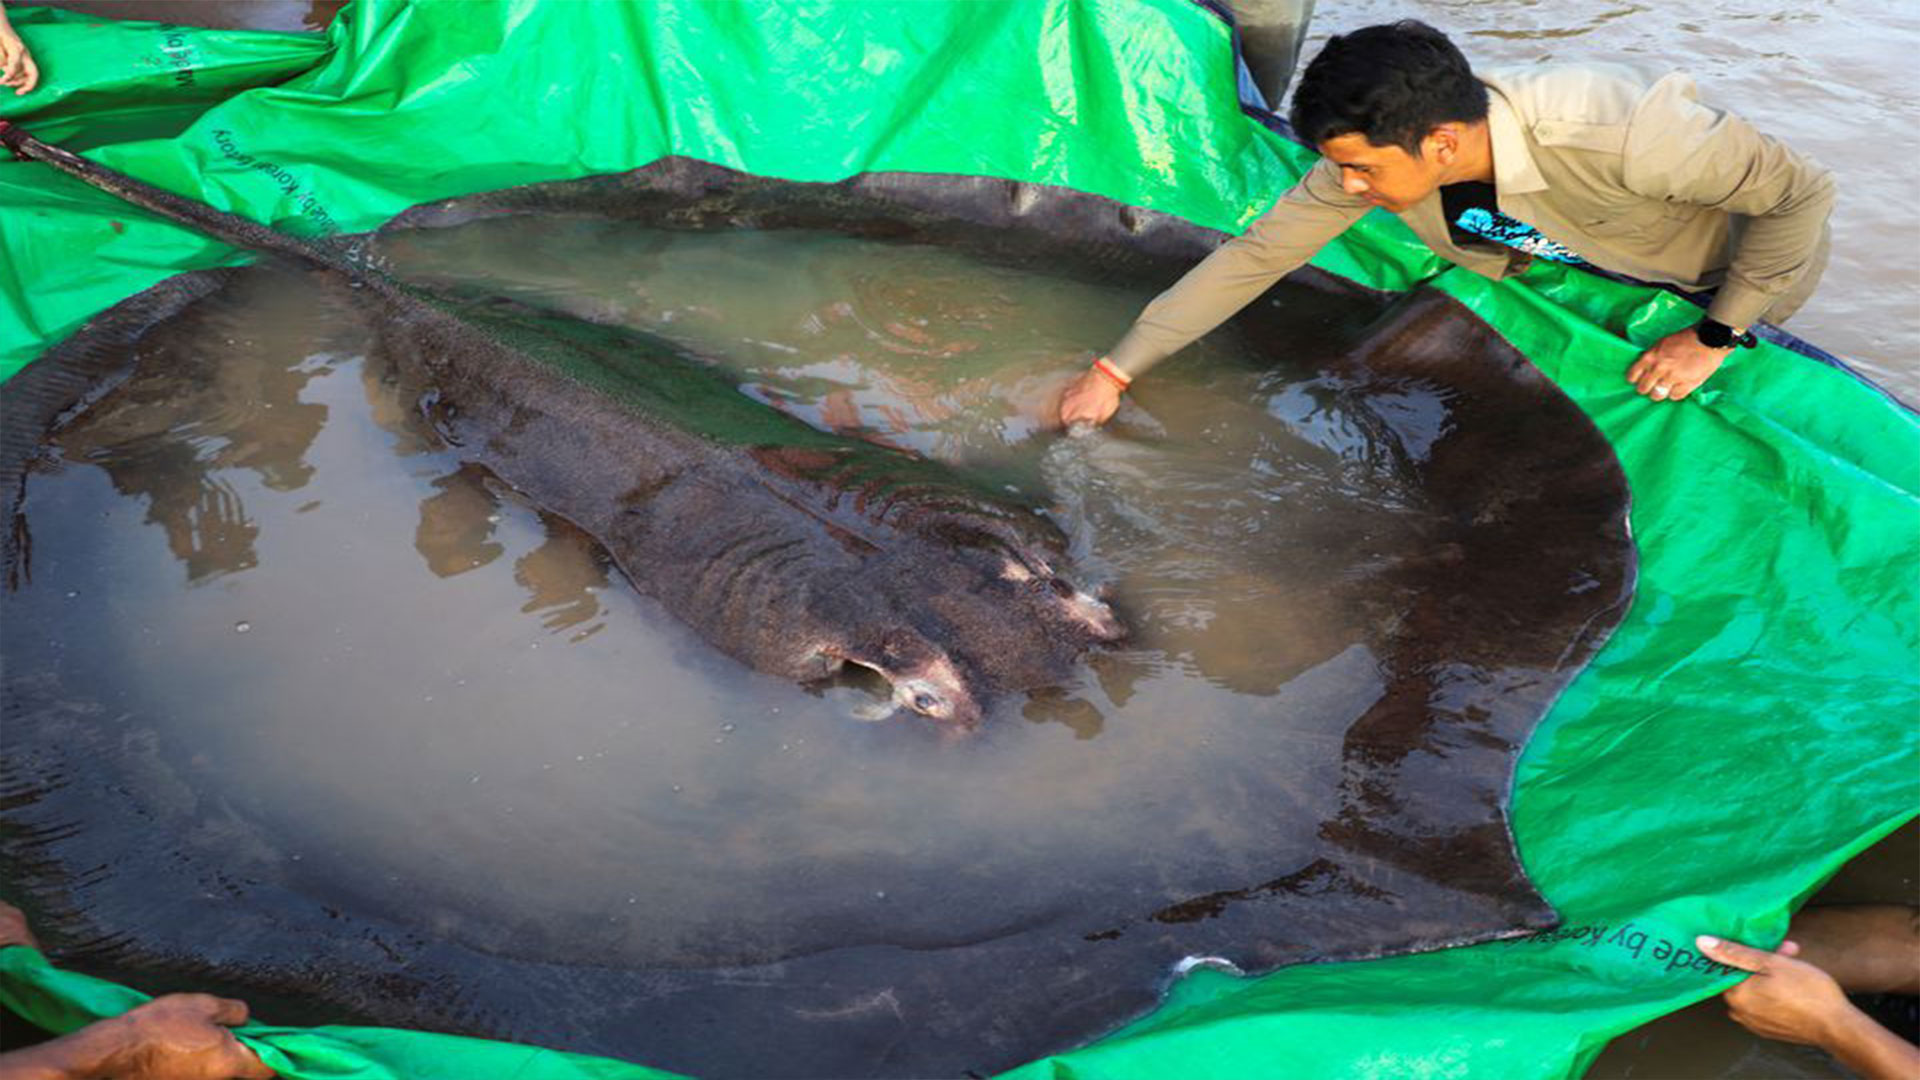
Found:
[1062,157,1368,425]
[1698,933,1920,1080]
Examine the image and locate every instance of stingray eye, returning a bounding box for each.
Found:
[912,691,940,713]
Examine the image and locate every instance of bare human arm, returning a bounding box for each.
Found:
[1697,933,1920,1080]
[1788,905,1920,996]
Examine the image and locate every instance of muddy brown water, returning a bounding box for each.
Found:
[11,231,1419,971]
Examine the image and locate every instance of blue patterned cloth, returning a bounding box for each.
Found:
[1454,206,1588,265]
[1440,181,1589,267]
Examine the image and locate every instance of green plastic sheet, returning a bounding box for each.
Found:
[0,2,1914,1078]
[0,5,327,150]
[0,947,685,1079]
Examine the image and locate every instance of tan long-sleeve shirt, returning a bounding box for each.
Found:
[1106,63,1835,379]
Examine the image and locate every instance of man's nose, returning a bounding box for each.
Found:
[1342,173,1369,195]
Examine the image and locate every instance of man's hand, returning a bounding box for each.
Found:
[1626,327,1732,402]
[0,902,273,1080]
[0,994,275,1080]
[1698,934,1920,1080]
[1698,935,1852,1046]
[0,7,40,97]
[1058,368,1124,428]
[91,995,275,1080]
[0,900,40,949]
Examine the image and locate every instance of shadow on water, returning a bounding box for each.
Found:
[0,166,1632,1077]
[46,276,331,583]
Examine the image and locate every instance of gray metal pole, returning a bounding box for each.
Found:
[1224,0,1316,112]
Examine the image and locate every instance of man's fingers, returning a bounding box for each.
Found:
[206,995,278,1080]
[1668,381,1698,401]
[1635,363,1682,401]
[231,1040,279,1080]
[158,991,252,1025]
[207,994,252,1027]
[1626,355,1652,383]
[1697,934,1777,973]
[0,900,39,949]
[1056,371,1120,427]
[17,54,37,95]
[1777,938,1801,958]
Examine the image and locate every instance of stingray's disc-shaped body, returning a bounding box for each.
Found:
[0,162,1634,1078]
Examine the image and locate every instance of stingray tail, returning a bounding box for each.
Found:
[0,120,355,276]
[0,122,373,590]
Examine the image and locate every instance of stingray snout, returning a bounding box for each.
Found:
[890,673,983,727]
[1065,586,1125,643]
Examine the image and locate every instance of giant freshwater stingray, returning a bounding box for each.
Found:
[0,132,1636,1078]
[0,124,1123,727]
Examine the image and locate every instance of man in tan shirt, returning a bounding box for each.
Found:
[1063,20,1834,425]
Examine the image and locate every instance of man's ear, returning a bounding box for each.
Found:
[1428,124,1460,165]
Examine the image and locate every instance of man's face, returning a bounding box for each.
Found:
[1317,132,1448,213]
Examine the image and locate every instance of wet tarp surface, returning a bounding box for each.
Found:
[0,3,1915,1079]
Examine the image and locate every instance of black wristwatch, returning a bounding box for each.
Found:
[1694,318,1758,350]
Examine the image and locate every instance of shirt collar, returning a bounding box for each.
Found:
[1483,82,1548,195]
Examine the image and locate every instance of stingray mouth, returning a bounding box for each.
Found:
[876,651,981,725]
[820,644,982,726]
[886,671,978,725]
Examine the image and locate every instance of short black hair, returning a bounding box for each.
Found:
[1288,21,1489,155]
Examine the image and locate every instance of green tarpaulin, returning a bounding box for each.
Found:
[1,2,1913,1077]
